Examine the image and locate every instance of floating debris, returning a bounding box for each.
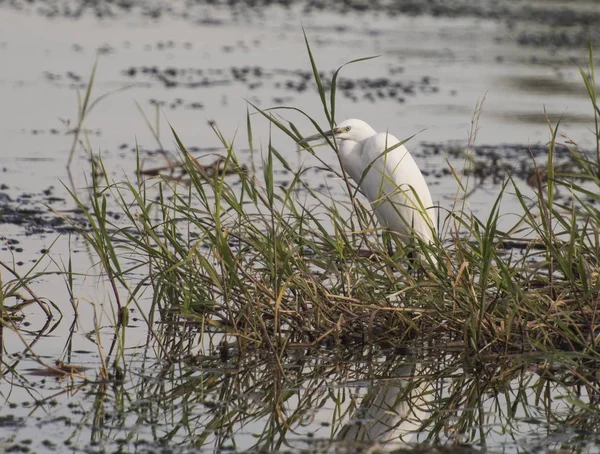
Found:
[140,156,247,183]
[28,360,90,378]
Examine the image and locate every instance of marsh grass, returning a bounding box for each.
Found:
[54,38,600,364]
[2,36,600,454]
[47,343,600,451]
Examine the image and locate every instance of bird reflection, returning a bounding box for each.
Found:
[336,363,432,446]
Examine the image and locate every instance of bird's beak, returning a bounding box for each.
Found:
[297,128,339,147]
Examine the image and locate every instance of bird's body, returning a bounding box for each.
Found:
[302,119,437,255]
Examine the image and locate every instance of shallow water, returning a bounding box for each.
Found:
[1,0,600,452]
[1,0,598,237]
[3,340,600,453]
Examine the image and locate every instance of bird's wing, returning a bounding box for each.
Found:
[360,132,436,240]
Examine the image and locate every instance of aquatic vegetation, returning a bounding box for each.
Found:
[2,36,600,454]
[60,39,600,359]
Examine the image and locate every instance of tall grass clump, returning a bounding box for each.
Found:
[68,38,600,360]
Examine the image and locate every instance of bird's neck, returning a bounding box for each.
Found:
[337,139,363,183]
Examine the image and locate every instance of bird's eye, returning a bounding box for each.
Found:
[345,126,351,132]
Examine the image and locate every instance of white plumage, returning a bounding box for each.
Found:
[302,119,437,253]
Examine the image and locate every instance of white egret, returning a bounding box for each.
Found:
[301,119,437,261]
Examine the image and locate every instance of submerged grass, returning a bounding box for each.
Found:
[4,39,600,383]
[54,40,600,362]
[3,35,600,454]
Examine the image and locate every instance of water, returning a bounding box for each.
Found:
[1,1,599,452]
[3,341,599,452]
[1,1,597,234]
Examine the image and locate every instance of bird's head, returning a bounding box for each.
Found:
[299,118,376,146]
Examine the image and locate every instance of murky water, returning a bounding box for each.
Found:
[1,1,600,452]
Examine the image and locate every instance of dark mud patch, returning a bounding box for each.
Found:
[0,0,596,26]
[517,29,600,49]
[149,97,205,110]
[0,414,25,429]
[502,111,594,125]
[505,75,588,97]
[4,0,597,50]
[0,187,83,240]
[122,65,439,105]
[421,141,599,203]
